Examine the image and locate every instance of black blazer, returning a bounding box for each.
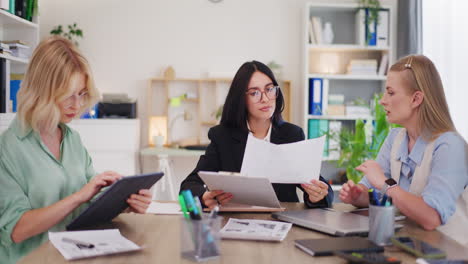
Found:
[179,121,333,208]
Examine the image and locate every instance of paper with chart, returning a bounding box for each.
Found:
[49,229,141,260]
[241,134,325,184]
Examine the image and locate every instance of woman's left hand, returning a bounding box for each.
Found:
[126,189,152,214]
[355,160,386,190]
[301,179,329,203]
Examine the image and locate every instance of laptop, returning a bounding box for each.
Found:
[272,209,402,236]
[67,172,164,230]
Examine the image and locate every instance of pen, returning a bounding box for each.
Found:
[209,205,219,219]
[194,196,203,215]
[62,237,95,249]
[368,189,375,205]
[372,189,381,206]
[381,194,388,205]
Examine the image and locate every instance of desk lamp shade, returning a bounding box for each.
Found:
[149,116,167,146]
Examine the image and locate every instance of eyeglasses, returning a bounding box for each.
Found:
[62,91,88,108]
[245,85,280,103]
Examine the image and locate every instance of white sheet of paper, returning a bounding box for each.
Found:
[146,201,182,214]
[199,171,282,209]
[49,229,141,260]
[240,134,325,183]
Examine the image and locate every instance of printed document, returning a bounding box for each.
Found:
[220,218,292,241]
[241,134,325,183]
[49,229,141,260]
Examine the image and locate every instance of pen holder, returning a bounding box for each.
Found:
[368,204,395,246]
[181,216,221,262]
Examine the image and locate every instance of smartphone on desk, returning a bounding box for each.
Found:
[391,236,446,259]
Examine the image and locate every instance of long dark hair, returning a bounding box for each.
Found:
[220,60,284,131]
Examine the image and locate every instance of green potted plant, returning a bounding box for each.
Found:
[330,94,391,183]
[50,23,84,46]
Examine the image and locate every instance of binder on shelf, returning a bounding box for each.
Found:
[376,9,389,47]
[8,0,14,14]
[307,119,328,156]
[355,8,379,46]
[308,78,323,115]
[0,58,8,113]
[365,8,377,46]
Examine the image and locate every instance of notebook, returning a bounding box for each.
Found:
[272,209,404,236]
[295,237,383,256]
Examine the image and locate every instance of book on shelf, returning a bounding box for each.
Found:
[311,16,323,44]
[308,19,316,44]
[347,59,378,75]
[345,105,371,117]
[378,54,389,76]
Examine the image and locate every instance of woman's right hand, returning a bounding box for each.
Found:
[339,180,364,204]
[202,190,233,209]
[76,171,122,203]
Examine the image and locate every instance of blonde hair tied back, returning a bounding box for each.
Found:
[388,54,455,140]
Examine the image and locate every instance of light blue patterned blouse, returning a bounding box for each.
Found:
[360,128,468,224]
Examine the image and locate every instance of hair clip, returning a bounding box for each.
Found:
[405,57,413,69]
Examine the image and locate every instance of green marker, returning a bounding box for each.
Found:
[178,194,190,219]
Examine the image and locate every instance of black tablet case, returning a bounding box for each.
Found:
[66,172,164,230]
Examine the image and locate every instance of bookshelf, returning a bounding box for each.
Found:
[303,0,397,161]
[0,8,39,113]
[147,77,291,147]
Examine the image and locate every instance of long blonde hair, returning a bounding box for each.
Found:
[389,54,455,140]
[17,36,99,134]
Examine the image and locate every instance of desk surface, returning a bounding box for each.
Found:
[19,203,468,264]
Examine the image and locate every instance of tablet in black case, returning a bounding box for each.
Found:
[66,172,164,230]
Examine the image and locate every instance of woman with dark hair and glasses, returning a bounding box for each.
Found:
[180,60,333,209]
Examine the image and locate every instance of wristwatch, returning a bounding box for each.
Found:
[381,178,397,194]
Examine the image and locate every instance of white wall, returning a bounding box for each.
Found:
[39,0,396,147]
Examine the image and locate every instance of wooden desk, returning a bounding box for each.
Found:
[19,203,468,264]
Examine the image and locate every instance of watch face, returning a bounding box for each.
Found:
[385,178,397,186]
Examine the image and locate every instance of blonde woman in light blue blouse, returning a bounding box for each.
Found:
[0,36,152,263]
[339,55,468,246]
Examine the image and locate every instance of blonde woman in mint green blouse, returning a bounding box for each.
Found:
[0,36,152,264]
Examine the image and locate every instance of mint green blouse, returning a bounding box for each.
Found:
[0,118,96,264]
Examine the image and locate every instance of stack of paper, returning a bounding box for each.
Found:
[220,218,292,241]
[49,229,141,260]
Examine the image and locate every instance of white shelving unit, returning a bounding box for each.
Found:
[303,0,397,151]
[0,9,39,113]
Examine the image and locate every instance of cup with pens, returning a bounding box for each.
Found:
[368,188,395,246]
[179,190,221,262]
